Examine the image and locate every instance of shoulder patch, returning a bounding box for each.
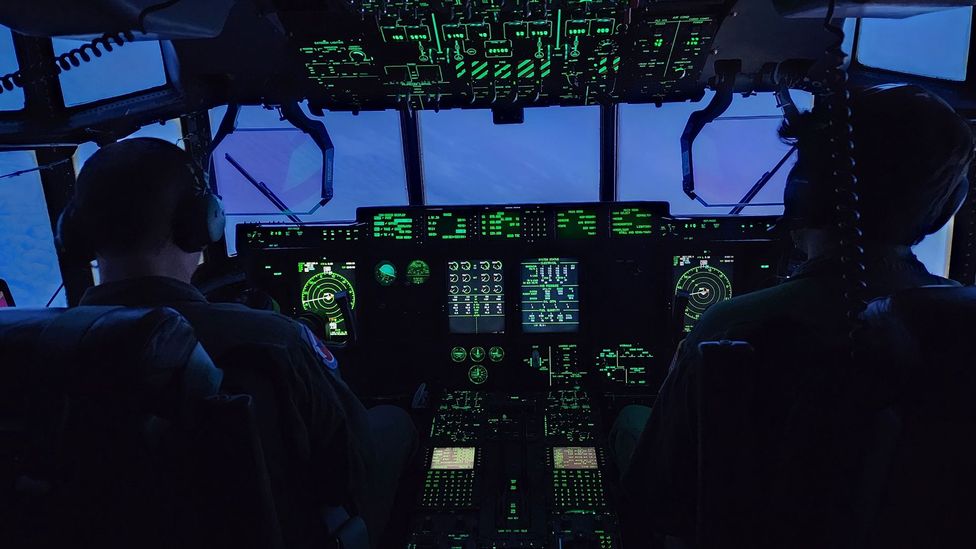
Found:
[301,325,338,370]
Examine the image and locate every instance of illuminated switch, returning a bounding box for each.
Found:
[528,20,551,38]
[442,24,465,41]
[504,21,528,40]
[405,25,431,42]
[592,19,614,36]
[485,40,513,59]
[466,23,491,41]
[380,26,407,42]
[566,20,589,37]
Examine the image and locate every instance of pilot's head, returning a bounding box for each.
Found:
[58,137,225,283]
[780,84,974,256]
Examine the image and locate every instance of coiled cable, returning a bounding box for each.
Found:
[0,31,135,95]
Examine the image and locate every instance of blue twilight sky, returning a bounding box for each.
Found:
[0,9,971,304]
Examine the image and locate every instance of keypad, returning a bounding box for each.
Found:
[422,470,475,509]
[552,469,607,511]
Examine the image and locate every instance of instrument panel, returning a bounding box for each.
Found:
[239,201,782,394]
[285,1,732,110]
[238,201,783,547]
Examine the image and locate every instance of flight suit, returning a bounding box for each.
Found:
[81,276,417,549]
[611,247,956,542]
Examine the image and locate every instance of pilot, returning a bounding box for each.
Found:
[610,85,975,544]
[57,137,417,548]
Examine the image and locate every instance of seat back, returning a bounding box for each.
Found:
[696,338,900,549]
[0,306,283,549]
[861,286,976,549]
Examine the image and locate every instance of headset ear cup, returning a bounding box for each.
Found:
[173,192,226,253]
[55,203,95,262]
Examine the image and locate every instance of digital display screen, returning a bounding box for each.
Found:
[611,207,655,237]
[427,211,469,240]
[448,260,505,334]
[553,447,598,470]
[298,261,357,340]
[556,209,597,239]
[521,258,579,333]
[673,254,734,333]
[480,210,521,239]
[596,344,652,386]
[431,447,476,470]
[372,212,415,240]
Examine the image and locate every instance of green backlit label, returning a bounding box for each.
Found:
[525,344,584,385]
[596,343,652,386]
[427,211,469,240]
[556,209,598,239]
[481,210,522,239]
[372,212,415,240]
[611,207,654,236]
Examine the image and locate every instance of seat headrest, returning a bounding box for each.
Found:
[0,306,223,420]
[862,286,976,411]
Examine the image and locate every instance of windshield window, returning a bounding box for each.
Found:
[421,107,600,205]
[619,92,812,216]
[213,107,408,254]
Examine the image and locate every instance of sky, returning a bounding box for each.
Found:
[0,10,970,304]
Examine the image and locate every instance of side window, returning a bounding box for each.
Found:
[618,92,812,216]
[420,107,600,205]
[212,107,408,254]
[857,8,973,81]
[53,38,168,106]
[0,151,65,306]
[0,26,24,111]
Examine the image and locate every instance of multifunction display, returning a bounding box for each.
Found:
[448,259,505,334]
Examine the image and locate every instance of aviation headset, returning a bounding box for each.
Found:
[781,84,971,245]
[56,140,226,260]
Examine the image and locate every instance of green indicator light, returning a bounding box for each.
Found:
[374,260,397,286]
[451,346,467,362]
[654,37,664,47]
[468,364,488,385]
[760,264,771,269]
[406,260,431,285]
[489,346,505,362]
[470,346,486,362]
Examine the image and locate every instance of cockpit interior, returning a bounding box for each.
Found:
[1,1,975,548]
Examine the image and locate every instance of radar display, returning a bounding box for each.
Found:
[448,259,505,334]
[673,254,733,332]
[521,258,580,333]
[299,260,357,340]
